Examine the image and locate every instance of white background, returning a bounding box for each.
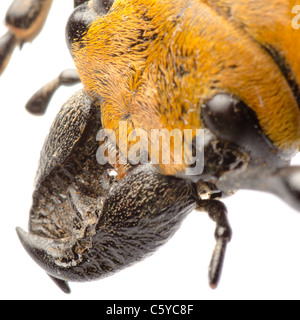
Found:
[1,1,300,300]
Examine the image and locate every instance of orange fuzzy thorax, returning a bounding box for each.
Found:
[73,0,300,175]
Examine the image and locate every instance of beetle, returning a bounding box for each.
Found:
[1,0,300,295]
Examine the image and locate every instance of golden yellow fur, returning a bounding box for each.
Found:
[73,0,300,175]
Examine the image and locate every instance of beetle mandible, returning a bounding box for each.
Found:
[1,0,300,295]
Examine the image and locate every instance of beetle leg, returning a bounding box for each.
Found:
[17,164,197,293]
[17,185,104,294]
[196,199,232,289]
[0,0,53,75]
[25,69,81,115]
[0,32,17,75]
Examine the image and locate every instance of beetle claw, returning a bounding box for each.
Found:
[47,274,71,294]
[16,227,77,289]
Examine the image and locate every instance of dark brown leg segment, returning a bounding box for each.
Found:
[196,199,232,289]
[25,69,81,115]
[0,32,17,75]
[0,0,53,75]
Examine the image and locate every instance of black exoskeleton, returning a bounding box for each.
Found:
[17,90,200,293]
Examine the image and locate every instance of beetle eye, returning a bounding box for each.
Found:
[93,0,115,15]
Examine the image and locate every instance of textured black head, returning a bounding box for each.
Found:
[66,0,115,52]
